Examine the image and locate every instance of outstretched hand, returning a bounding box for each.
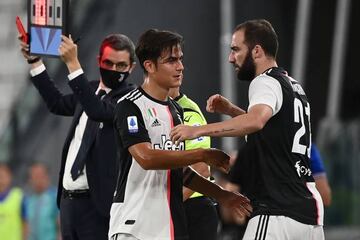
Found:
[202,148,230,173]
[218,190,252,218]
[206,94,233,115]
[170,124,200,143]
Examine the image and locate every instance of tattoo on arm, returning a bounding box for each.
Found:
[209,128,235,134]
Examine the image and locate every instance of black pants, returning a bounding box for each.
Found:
[60,195,109,240]
[184,197,219,240]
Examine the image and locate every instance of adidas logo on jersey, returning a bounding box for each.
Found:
[151,119,161,127]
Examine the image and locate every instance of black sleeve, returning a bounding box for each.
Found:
[229,153,242,185]
[31,70,77,116]
[114,99,151,149]
[68,74,117,122]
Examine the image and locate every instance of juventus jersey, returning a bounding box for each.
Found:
[109,87,188,240]
[230,67,324,226]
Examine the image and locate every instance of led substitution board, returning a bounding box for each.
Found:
[28,0,69,57]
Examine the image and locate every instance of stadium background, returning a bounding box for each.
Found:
[0,0,358,239]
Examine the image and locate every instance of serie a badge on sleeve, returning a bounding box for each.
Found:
[28,0,69,57]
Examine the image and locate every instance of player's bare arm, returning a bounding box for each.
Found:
[182,162,210,201]
[128,142,230,173]
[183,167,252,217]
[206,94,246,117]
[170,104,273,142]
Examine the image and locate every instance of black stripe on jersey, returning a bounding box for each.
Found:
[183,167,196,187]
[113,156,133,203]
[255,215,269,240]
[262,215,270,240]
[168,100,183,126]
[255,215,262,239]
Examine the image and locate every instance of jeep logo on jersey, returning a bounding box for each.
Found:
[154,134,184,151]
[294,160,312,177]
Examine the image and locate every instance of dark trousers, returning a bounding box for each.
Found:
[184,197,219,240]
[60,195,109,240]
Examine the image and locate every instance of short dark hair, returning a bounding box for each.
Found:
[99,34,136,64]
[135,29,184,73]
[235,19,278,59]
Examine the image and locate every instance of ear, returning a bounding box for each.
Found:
[143,60,156,74]
[252,45,264,59]
[128,62,136,73]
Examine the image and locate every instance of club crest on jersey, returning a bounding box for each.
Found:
[127,116,138,133]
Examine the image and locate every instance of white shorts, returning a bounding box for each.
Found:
[110,233,139,240]
[242,215,324,240]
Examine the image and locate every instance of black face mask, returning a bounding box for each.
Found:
[100,67,129,90]
[236,50,256,81]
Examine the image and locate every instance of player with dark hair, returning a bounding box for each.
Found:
[109,29,251,240]
[170,19,324,239]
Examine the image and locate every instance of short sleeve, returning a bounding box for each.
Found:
[248,75,283,116]
[114,99,151,149]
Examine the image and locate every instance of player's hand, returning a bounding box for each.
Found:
[206,94,233,115]
[217,190,252,218]
[202,148,230,173]
[59,35,80,71]
[170,124,200,143]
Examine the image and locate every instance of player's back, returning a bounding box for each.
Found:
[242,67,323,226]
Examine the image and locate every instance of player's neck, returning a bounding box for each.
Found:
[142,77,169,102]
[255,59,278,76]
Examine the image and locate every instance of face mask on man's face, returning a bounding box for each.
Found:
[99,67,129,90]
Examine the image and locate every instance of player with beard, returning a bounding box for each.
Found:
[170,19,324,239]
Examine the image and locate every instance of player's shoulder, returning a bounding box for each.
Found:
[117,88,143,104]
[169,98,183,114]
[115,88,144,116]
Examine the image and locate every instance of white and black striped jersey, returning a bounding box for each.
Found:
[109,87,188,240]
[229,67,324,226]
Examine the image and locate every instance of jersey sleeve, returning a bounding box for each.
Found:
[248,75,283,116]
[114,99,151,149]
[183,110,211,150]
